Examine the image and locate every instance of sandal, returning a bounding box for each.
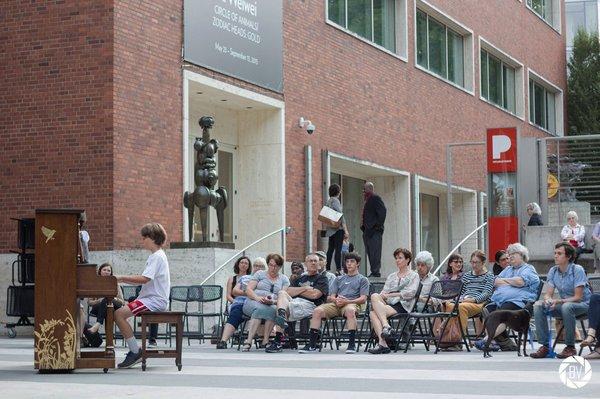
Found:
[241,342,252,352]
[581,334,596,348]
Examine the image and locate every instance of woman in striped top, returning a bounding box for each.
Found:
[445,250,495,334]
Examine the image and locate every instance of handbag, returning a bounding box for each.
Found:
[318,205,342,228]
[432,304,463,348]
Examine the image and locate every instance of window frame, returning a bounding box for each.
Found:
[527,68,564,136]
[325,0,408,61]
[526,0,562,33]
[478,37,525,120]
[413,0,474,94]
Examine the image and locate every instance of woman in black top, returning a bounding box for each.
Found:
[526,202,543,226]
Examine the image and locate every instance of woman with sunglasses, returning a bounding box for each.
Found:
[242,253,289,351]
[441,254,464,281]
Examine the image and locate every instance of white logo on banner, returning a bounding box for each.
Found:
[558,356,592,389]
[492,135,511,159]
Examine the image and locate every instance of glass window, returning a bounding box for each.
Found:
[347,0,372,40]
[328,0,397,52]
[447,30,464,86]
[480,49,517,114]
[529,79,556,133]
[428,17,446,77]
[488,54,502,106]
[416,9,428,67]
[527,0,555,26]
[503,65,516,113]
[480,50,488,99]
[328,0,346,26]
[373,0,396,51]
[415,10,465,87]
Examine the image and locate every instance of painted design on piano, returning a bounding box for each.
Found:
[34,310,76,369]
[41,226,56,243]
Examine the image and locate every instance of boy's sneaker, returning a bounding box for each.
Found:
[148,339,158,348]
[298,344,318,353]
[345,344,357,354]
[117,350,142,368]
[265,341,283,353]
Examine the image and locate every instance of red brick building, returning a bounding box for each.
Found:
[1,0,566,274]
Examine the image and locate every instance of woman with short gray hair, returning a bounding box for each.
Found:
[561,210,587,262]
[475,242,540,352]
[526,202,543,226]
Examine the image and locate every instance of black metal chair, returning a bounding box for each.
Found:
[552,276,599,355]
[117,285,142,341]
[186,285,224,344]
[363,283,423,352]
[166,286,191,345]
[398,280,466,354]
[358,281,385,351]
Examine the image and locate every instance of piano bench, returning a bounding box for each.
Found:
[139,311,184,371]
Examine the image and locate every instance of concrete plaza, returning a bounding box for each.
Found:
[0,337,598,398]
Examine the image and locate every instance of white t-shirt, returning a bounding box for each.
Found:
[137,249,171,311]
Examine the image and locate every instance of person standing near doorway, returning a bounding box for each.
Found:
[325,183,349,275]
[360,182,386,278]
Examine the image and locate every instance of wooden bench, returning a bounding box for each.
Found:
[140,311,184,371]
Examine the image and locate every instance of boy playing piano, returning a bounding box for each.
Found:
[114,223,171,368]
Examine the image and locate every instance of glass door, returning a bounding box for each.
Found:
[420,193,440,264]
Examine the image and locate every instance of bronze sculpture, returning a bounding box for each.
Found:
[184,116,228,242]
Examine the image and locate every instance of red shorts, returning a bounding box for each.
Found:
[127,299,149,316]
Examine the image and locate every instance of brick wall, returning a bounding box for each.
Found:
[0,0,114,252]
[112,1,184,249]
[282,0,566,259]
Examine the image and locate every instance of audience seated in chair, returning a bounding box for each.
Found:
[216,257,266,349]
[444,250,494,351]
[368,248,420,354]
[299,252,369,354]
[87,263,127,335]
[241,254,289,351]
[265,253,329,353]
[475,243,540,353]
[415,251,440,311]
[531,243,591,359]
[582,293,600,360]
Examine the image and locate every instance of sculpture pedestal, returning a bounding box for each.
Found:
[170,241,235,249]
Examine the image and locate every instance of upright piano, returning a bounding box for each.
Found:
[34,209,117,372]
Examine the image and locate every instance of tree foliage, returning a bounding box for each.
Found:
[567,29,600,135]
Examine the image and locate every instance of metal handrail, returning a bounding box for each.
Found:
[432,222,488,276]
[199,226,291,285]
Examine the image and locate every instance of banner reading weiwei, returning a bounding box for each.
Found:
[184,0,283,93]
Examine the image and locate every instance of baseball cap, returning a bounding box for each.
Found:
[315,250,326,260]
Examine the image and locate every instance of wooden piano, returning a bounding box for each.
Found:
[34,209,117,372]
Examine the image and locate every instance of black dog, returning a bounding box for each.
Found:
[482,309,530,358]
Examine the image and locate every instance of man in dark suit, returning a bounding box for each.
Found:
[360,182,386,277]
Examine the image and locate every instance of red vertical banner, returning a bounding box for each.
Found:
[487,128,519,260]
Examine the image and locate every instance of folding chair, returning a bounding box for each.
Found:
[186,285,224,344]
[398,280,467,354]
[552,277,599,355]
